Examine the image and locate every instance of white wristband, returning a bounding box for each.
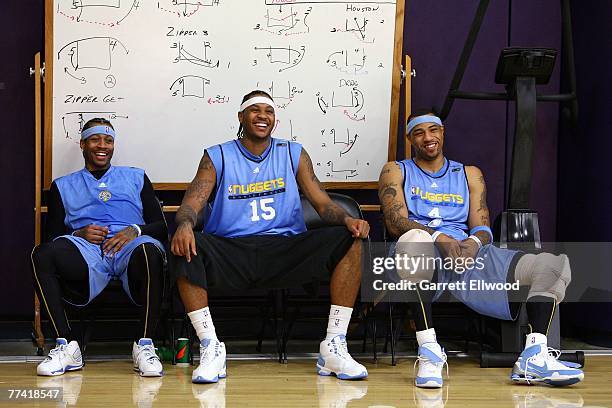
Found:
[431,231,442,242]
[131,224,142,237]
[468,235,482,248]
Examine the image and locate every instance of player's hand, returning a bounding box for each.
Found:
[345,217,370,238]
[459,238,480,260]
[102,226,138,256]
[74,224,109,245]
[434,233,462,260]
[171,223,197,262]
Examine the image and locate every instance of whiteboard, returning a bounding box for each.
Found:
[48,0,400,185]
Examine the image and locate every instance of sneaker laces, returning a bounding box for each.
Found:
[413,349,449,379]
[138,345,160,364]
[329,337,352,361]
[547,347,561,360]
[200,341,221,366]
[44,344,66,362]
[522,346,562,384]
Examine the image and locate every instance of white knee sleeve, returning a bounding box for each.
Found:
[394,230,436,283]
[515,252,571,302]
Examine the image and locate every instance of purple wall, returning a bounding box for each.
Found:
[558,0,612,241]
[0,2,43,317]
[405,0,561,240]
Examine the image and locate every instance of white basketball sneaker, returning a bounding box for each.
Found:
[510,344,584,386]
[37,338,83,376]
[132,338,163,377]
[192,339,227,384]
[414,342,447,388]
[317,335,368,380]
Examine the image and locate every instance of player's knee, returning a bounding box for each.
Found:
[397,229,434,244]
[135,243,164,264]
[31,242,53,267]
[530,253,571,302]
[145,243,164,262]
[395,229,436,283]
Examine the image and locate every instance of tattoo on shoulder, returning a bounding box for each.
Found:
[382,162,400,174]
[198,153,213,171]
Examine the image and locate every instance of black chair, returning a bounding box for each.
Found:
[377,221,480,366]
[277,193,369,362]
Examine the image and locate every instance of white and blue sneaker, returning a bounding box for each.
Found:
[192,339,226,384]
[511,343,584,386]
[133,338,163,377]
[37,338,83,376]
[414,342,447,388]
[317,335,368,380]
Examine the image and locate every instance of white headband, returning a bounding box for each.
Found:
[239,96,276,113]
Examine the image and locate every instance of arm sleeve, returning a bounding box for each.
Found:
[139,174,168,243]
[45,181,68,242]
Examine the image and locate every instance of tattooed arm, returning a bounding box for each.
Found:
[296,148,369,238]
[465,165,491,245]
[378,162,435,238]
[171,151,216,261]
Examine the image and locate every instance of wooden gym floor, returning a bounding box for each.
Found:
[1,356,611,407]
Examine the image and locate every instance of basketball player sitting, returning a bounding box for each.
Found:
[32,118,167,377]
[378,110,584,387]
[170,90,370,383]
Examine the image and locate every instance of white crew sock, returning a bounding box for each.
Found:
[325,305,353,340]
[525,332,547,349]
[416,328,437,347]
[187,307,218,342]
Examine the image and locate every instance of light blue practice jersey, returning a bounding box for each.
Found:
[205,138,306,237]
[55,166,146,237]
[399,158,470,240]
[54,166,163,305]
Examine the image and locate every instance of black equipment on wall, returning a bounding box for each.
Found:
[438,0,578,210]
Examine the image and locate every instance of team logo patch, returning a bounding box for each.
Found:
[410,186,417,195]
[98,190,112,202]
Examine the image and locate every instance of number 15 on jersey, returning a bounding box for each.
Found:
[249,198,276,221]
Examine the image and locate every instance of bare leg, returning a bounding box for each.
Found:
[329,239,362,307]
[177,276,209,312]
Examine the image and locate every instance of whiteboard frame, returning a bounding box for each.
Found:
[44,0,404,190]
